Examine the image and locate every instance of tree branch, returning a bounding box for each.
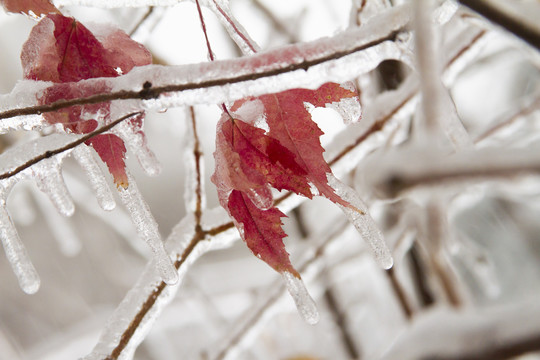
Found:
[0,111,142,180]
[0,6,409,122]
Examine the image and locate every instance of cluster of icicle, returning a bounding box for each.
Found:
[0,112,179,294]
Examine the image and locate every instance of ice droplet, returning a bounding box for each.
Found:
[117,172,178,285]
[281,272,320,325]
[72,145,116,211]
[0,203,40,294]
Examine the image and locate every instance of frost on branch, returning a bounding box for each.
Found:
[213,82,392,284]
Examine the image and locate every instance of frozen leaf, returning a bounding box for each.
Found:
[0,0,58,16]
[232,82,361,207]
[212,83,363,277]
[20,13,152,186]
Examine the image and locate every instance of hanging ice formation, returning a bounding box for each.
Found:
[0,116,177,294]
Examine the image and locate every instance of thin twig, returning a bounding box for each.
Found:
[190,107,203,228]
[0,111,142,180]
[408,243,435,308]
[195,0,216,61]
[128,6,155,37]
[324,287,361,359]
[385,267,413,319]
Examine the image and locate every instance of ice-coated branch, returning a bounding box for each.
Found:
[202,0,260,55]
[0,4,411,123]
[412,0,471,148]
[458,0,540,50]
[0,111,142,180]
[361,146,540,199]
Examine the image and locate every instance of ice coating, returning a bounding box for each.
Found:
[117,172,178,285]
[72,145,116,211]
[32,159,75,217]
[0,200,40,294]
[328,174,393,269]
[281,272,320,325]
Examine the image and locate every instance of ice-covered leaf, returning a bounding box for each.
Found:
[232,82,361,206]
[212,82,362,276]
[0,0,58,16]
[20,14,152,186]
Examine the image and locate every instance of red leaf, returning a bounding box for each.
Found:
[227,190,298,277]
[21,14,152,186]
[241,83,359,207]
[85,134,128,188]
[212,82,361,276]
[1,0,58,16]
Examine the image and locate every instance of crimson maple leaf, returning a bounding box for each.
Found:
[0,0,59,16]
[212,83,361,277]
[21,14,152,187]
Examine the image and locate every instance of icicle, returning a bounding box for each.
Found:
[113,120,162,177]
[72,145,116,211]
[117,172,178,285]
[328,174,394,269]
[281,272,319,325]
[31,187,82,257]
[0,201,40,294]
[32,158,75,217]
